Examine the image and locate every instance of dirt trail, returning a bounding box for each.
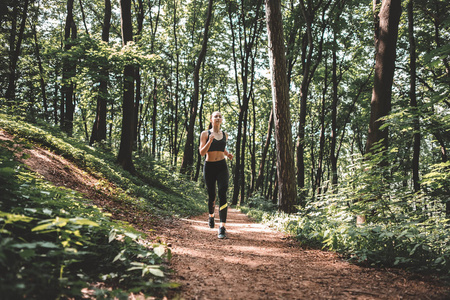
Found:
[1,130,449,299]
[160,208,449,300]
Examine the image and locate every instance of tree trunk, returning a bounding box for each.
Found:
[5,0,29,105]
[249,95,257,195]
[61,0,77,136]
[151,78,158,156]
[330,26,339,187]
[90,0,111,145]
[296,0,328,196]
[255,108,274,191]
[133,0,144,150]
[31,21,48,118]
[173,0,180,166]
[229,0,263,205]
[265,0,297,213]
[365,0,401,155]
[408,0,420,192]
[316,58,328,195]
[117,0,136,173]
[180,0,213,176]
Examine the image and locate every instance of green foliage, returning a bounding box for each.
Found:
[0,145,174,298]
[241,152,450,275]
[0,116,205,298]
[0,114,207,218]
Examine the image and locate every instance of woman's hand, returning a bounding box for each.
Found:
[207,132,216,144]
[226,152,233,160]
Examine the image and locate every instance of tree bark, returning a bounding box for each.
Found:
[265,0,297,213]
[408,0,420,192]
[90,0,111,145]
[316,58,328,195]
[5,0,29,105]
[296,0,328,196]
[151,78,158,156]
[180,0,213,176]
[365,0,402,155]
[133,0,144,150]
[31,21,48,118]
[61,0,77,136]
[229,0,263,205]
[255,108,274,191]
[330,21,339,187]
[117,0,136,173]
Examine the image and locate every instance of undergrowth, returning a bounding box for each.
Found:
[0,114,207,298]
[241,153,450,277]
[0,114,206,218]
[0,145,174,298]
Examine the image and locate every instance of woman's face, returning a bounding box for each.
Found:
[211,112,223,125]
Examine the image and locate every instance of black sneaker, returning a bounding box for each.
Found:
[218,226,226,239]
[208,217,215,228]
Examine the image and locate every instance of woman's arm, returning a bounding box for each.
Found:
[224,148,233,160]
[199,131,214,156]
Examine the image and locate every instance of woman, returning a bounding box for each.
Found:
[199,111,233,239]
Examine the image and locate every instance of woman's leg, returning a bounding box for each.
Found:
[216,161,229,224]
[203,162,217,216]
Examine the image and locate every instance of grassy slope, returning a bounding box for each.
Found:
[0,114,207,299]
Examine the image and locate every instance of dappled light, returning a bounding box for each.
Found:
[161,208,449,299]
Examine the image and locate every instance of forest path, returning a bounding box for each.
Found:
[1,130,448,300]
[161,207,450,300]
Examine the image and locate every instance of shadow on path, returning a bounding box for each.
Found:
[162,208,449,299]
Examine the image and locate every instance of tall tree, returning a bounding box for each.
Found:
[296,0,328,195]
[408,0,420,192]
[5,0,30,105]
[265,0,297,213]
[31,18,48,118]
[117,0,136,173]
[255,108,274,191]
[133,0,144,150]
[180,0,213,176]
[61,0,77,136]
[228,0,264,205]
[90,0,111,145]
[365,0,401,155]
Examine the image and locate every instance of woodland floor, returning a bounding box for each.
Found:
[2,129,450,300]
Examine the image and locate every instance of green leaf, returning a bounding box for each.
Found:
[153,245,165,257]
[124,231,139,240]
[109,229,116,243]
[32,223,52,231]
[71,218,99,227]
[149,267,164,277]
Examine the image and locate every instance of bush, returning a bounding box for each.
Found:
[0,135,175,298]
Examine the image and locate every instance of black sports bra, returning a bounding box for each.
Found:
[207,130,227,152]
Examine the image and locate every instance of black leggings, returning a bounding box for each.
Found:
[203,159,229,223]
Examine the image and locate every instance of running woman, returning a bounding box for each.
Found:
[199,111,233,239]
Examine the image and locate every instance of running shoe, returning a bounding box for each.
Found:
[208,216,215,228]
[218,226,226,239]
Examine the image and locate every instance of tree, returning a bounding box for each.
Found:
[255,108,274,191]
[407,0,420,192]
[265,0,297,213]
[90,0,111,146]
[4,0,29,105]
[365,0,401,155]
[227,0,264,206]
[117,0,136,173]
[296,0,328,195]
[180,0,213,176]
[61,0,77,136]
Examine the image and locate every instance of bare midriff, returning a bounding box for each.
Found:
[205,151,226,162]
